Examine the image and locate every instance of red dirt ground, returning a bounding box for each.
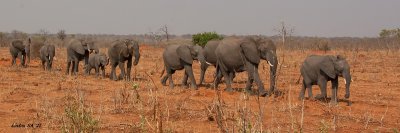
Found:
[0,46,399,132]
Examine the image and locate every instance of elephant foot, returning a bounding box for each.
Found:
[315,94,327,100]
[224,88,234,92]
[329,100,338,106]
[258,90,268,97]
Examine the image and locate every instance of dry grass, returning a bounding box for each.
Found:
[0,44,399,132]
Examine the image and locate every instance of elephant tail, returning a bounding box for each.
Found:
[295,74,302,84]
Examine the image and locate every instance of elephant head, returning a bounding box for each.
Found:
[321,55,351,98]
[120,39,140,65]
[239,37,278,92]
[176,44,205,65]
[97,53,109,66]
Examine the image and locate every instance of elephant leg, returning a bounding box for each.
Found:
[199,63,209,85]
[316,78,328,100]
[101,66,106,78]
[213,66,222,89]
[66,60,71,75]
[181,71,189,88]
[111,62,118,81]
[126,58,132,81]
[307,85,314,100]
[245,69,254,92]
[299,80,307,100]
[41,60,45,70]
[247,63,267,96]
[221,70,232,92]
[73,60,79,75]
[331,78,339,105]
[184,65,197,90]
[118,62,125,80]
[11,56,16,66]
[161,67,169,86]
[20,54,25,67]
[95,66,100,77]
[168,70,175,89]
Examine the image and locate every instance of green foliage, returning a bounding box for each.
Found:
[62,95,99,133]
[379,28,400,39]
[192,32,223,47]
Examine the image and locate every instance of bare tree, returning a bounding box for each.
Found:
[160,25,169,41]
[57,29,67,41]
[38,29,49,42]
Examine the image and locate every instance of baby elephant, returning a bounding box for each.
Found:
[85,53,109,78]
[39,44,56,71]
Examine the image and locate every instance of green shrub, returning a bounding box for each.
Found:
[192,32,223,47]
[62,95,99,133]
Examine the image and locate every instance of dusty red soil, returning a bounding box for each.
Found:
[0,46,399,132]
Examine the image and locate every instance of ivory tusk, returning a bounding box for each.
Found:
[344,79,346,84]
[267,61,274,67]
[205,61,212,65]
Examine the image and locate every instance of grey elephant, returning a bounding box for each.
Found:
[299,55,351,105]
[9,39,30,67]
[65,39,98,75]
[215,36,278,96]
[108,39,140,81]
[39,44,56,71]
[160,44,205,89]
[85,53,109,78]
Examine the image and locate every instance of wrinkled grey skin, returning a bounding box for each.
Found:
[108,39,140,81]
[160,44,205,89]
[299,55,351,105]
[215,37,278,97]
[85,53,109,78]
[65,39,98,75]
[9,39,30,67]
[200,40,222,85]
[39,44,56,71]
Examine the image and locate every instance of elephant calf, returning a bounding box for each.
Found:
[299,55,351,105]
[9,39,30,67]
[85,53,109,78]
[66,39,98,75]
[160,44,205,89]
[39,44,56,71]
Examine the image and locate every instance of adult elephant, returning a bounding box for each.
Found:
[160,44,205,89]
[299,55,351,105]
[215,36,278,97]
[9,39,30,67]
[108,39,140,81]
[66,39,98,75]
[39,44,56,71]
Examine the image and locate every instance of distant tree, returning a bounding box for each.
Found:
[57,29,67,41]
[379,28,400,39]
[10,30,28,40]
[38,29,49,42]
[192,32,223,47]
[160,25,170,41]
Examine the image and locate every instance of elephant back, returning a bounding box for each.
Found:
[11,40,25,51]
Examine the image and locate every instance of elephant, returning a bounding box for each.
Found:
[108,39,140,81]
[214,36,278,97]
[160,44,205,89]
[299,55,351,105]
[85,53,109,78]
[65,39,98,75]
[39,44,56,71]
[9,39,30,67]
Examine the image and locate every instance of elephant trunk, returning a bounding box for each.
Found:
[343,70,351,99]
[267,55,278,92]
[133,48,140,66]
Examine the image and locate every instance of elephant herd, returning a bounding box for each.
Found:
[8,36,352,105]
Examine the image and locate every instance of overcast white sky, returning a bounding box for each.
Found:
[0,0,399,37]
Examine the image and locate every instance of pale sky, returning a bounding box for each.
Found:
[0,0,399,37]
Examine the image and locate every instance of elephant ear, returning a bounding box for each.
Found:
[320,57,336,79]
[177,45,193,64]
[72,43,86,55]
[240,39,260,64]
